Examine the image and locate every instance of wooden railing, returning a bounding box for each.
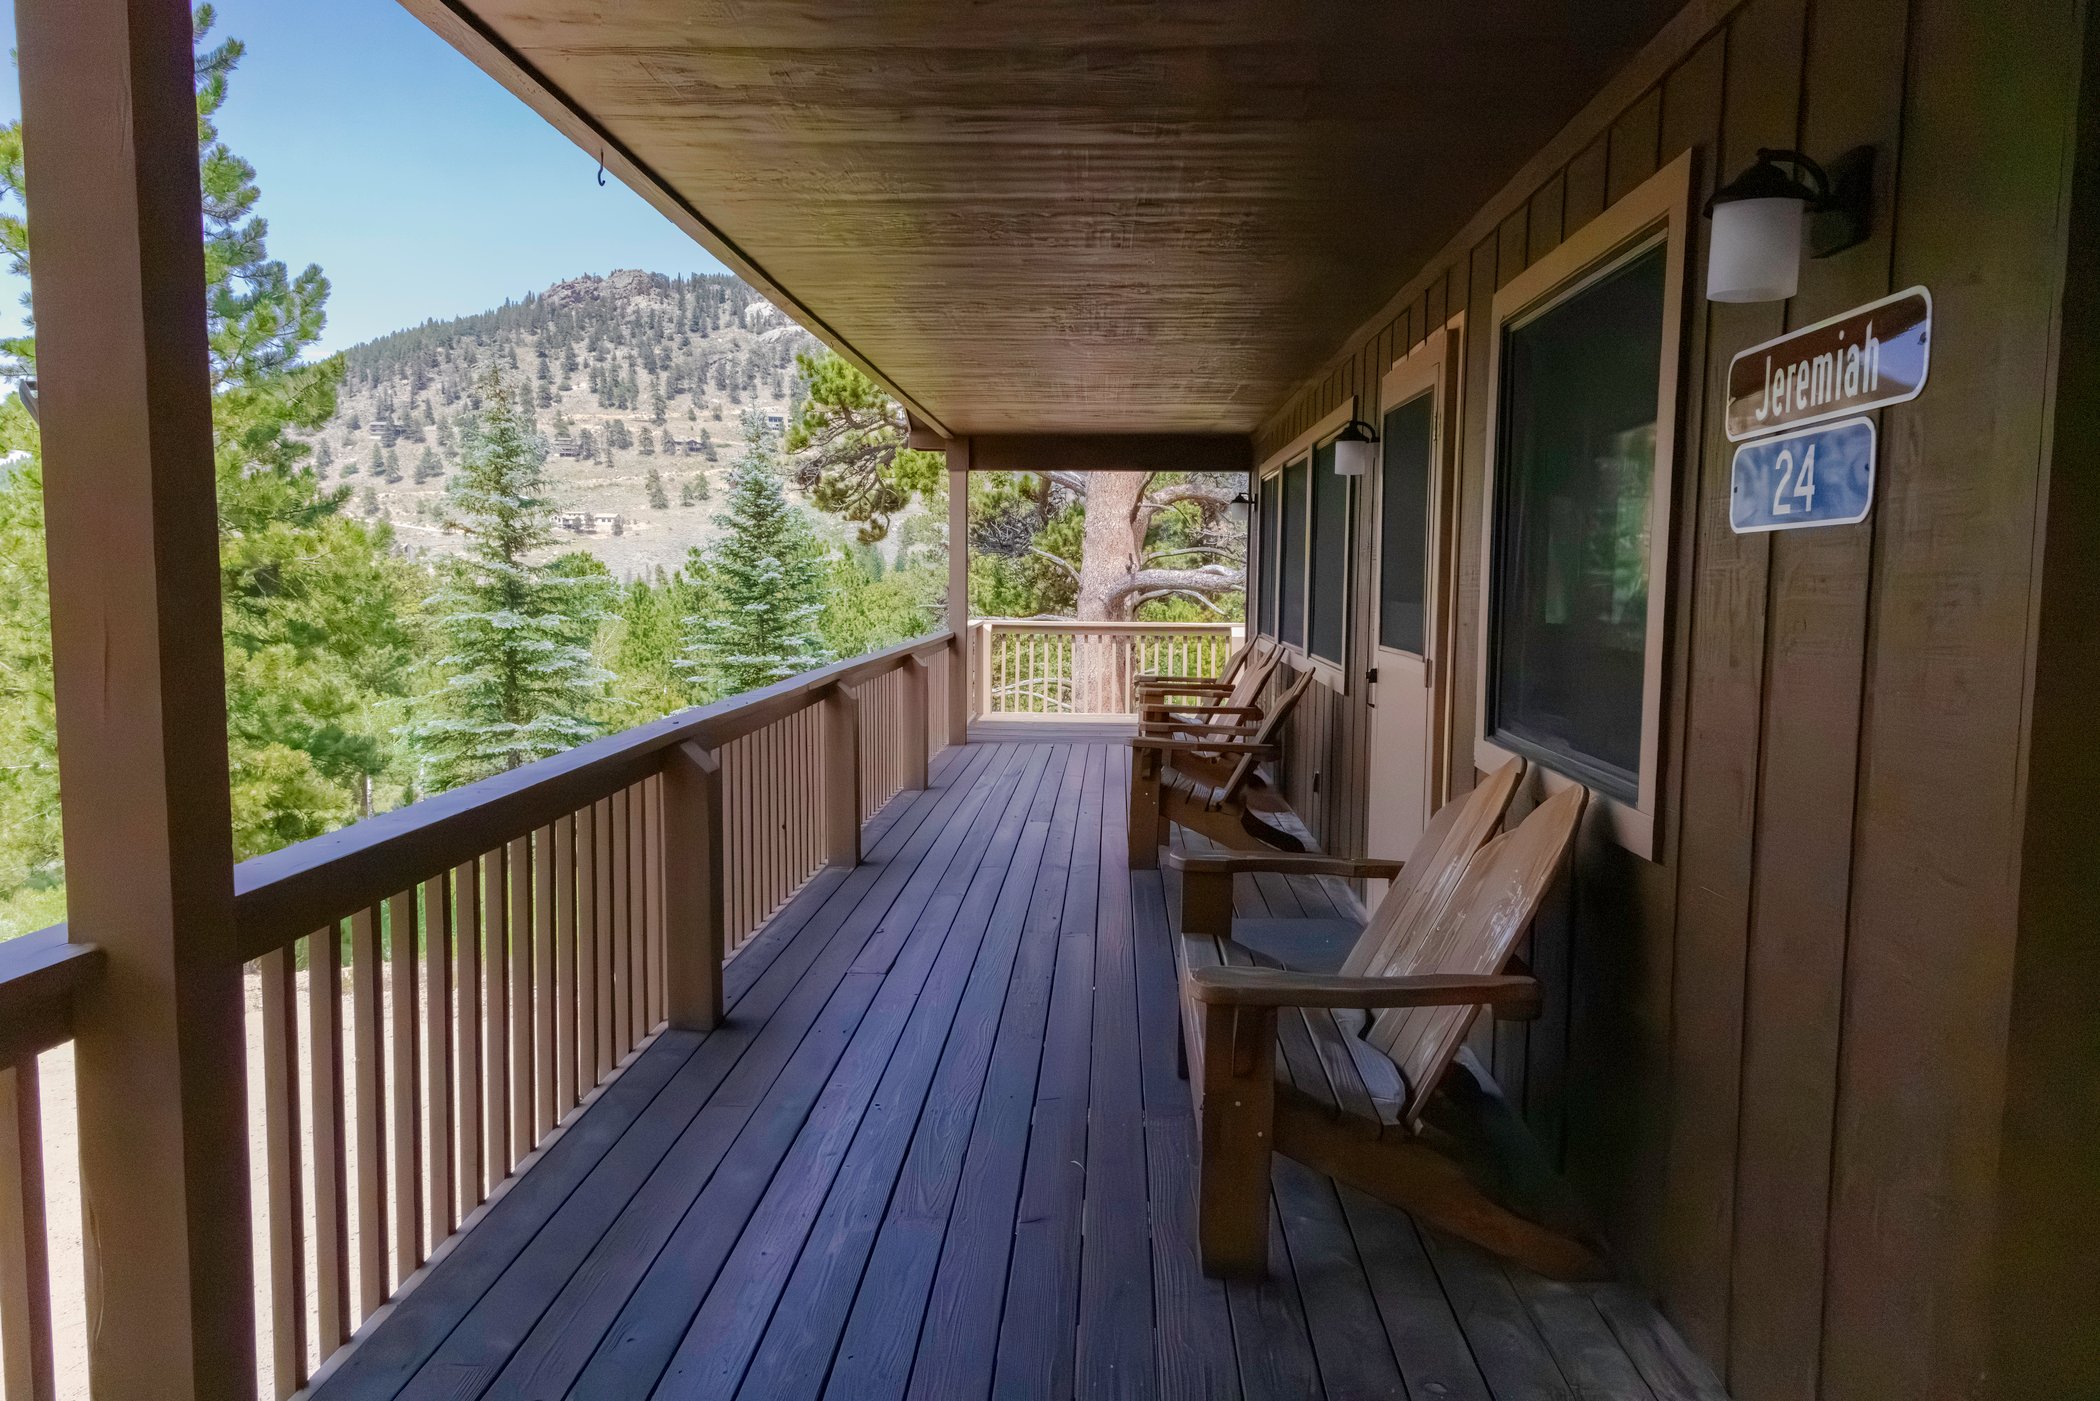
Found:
[0,628,960,1400]
[970,618,1243,717]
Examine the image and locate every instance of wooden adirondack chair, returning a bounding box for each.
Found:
[1169,778,1602,1280]
[1127,669,1316,870]
[1138,637,1283,740]
[1135,633,1275,708]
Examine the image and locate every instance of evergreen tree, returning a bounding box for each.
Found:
[645,467,669,510]
[679,418,830,696]
[414,446,442,483]
[408,370,610,786]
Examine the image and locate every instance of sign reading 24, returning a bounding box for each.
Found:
[1728,416,1876,534]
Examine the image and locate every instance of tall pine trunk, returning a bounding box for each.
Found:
[1073,471,1145,712]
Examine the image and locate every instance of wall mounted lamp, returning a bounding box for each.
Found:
[1227,490,1251,528]
[1327,418,1378,477]
[1704,146,1874,303]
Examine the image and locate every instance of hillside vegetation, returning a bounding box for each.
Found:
[313,269,826,576]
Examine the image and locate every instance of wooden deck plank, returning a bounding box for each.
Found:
[1130,869,1242,1401]
[320,745,1002,1400]
[650,744,1065,1398]
[471,745,1025,1398]
[312,737,1722,1401]
[731,745,1078,1401]
[831,748,1089,1401]
[988,743,1108,1399]
[558,745,1037,1395]
[1075,741,1158,1399]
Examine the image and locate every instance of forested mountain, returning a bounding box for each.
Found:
[309,269,825,576]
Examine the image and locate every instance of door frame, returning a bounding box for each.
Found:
[1372,322,1464,816]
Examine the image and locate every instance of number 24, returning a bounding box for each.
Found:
[1772,443,1818,516]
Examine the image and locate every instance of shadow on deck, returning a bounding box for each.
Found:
[308,739,1724,1400]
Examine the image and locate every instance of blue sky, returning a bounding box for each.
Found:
[0,0,728,355]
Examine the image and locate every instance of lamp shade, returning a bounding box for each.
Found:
[1227,491,1251,528]
[1707,195,1804,303]
[1330,419,1377,476]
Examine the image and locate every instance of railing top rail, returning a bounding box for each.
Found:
[0,923,105,1063]
[973,617,1242,633]
[229,628,955,961]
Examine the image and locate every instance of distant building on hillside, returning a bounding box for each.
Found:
[552,435,581,458]
[763,412,785,433]
[557,510,625,535]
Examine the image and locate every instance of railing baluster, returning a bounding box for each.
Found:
[507,835,533,1163]
[609,792,631,1052]
[533,825,557,1137]
[555,813,579,1111]
[592,798,615,1077]
[421,875,455,1244]
[258,945,307,1398]
[824,684,862,869]
[1,1056,55,1401]
[308,923,350,1356]
[576,804,600,1091]
[627,785,647,1036]
[349,904,387,1319]
[482,848,510,1183]
[386,888,422,1279]
[646,776,665,1027]
[453,861,483,1213]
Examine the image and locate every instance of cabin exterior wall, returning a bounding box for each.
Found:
[1248,0,2093,1395]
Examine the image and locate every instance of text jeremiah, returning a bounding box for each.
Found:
[1756,320,1882,424]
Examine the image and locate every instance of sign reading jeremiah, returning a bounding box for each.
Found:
[1724,287,1931,441]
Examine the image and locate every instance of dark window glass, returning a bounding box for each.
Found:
[1257,472,1282,637]
[1279,457,1308,649]
[1379,392,1434,656]
[1488,240,1666,800]
[1308,440,1350,664]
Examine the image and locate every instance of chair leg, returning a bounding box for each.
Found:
[1196,1002,1274,1276]
[1129,760,1162,870]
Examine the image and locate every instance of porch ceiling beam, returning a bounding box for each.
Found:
[952,433,1253,475]
[17,0,253,1395]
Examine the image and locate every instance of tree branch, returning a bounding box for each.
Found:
[1027,545,1081,583]
[1105,563,1244,610]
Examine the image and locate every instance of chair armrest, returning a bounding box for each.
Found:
[1139,719,1262,738]
[1136,677,1233,692]
[1142,703,1264,720]
[1166,851,1403,881]
[1129,736,1278,757]
[1187,967,1542,1017]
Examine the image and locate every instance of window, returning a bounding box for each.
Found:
[1488,240,1664,799]
[1278,455,1309,650]
[1477,151,1689,858]
[1307,440,1350,666]
[1256,471,1282,637]
[1378,391,1434,656]
[1255,401,1361,681]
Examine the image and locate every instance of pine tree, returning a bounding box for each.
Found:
[646,467,669,510]
[409,370,610,786]
[414,446,442,483]
[678,417,830,697]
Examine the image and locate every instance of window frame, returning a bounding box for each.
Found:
[1474,151,1691,861]
[1254,399,1358,692]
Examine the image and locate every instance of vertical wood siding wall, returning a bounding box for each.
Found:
[1248,0,2083,1395]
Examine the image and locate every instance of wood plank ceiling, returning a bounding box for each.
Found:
[422,0,1685,435]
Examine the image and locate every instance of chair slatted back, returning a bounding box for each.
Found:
[1216,638,1283,713]
[1366,784,1587,1124]
[1216,669,1316,801]
[1337,757,1524,979]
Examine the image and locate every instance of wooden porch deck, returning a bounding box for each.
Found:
[307,739,1722,1401]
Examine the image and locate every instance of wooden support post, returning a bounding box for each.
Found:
[661,742,726,1030]
[0,1060,54,1401]
[946,461,970,743]
[823,685,863,869]
[901,657,931,791]
[976,622,994,722]
[18,0,253,1393]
